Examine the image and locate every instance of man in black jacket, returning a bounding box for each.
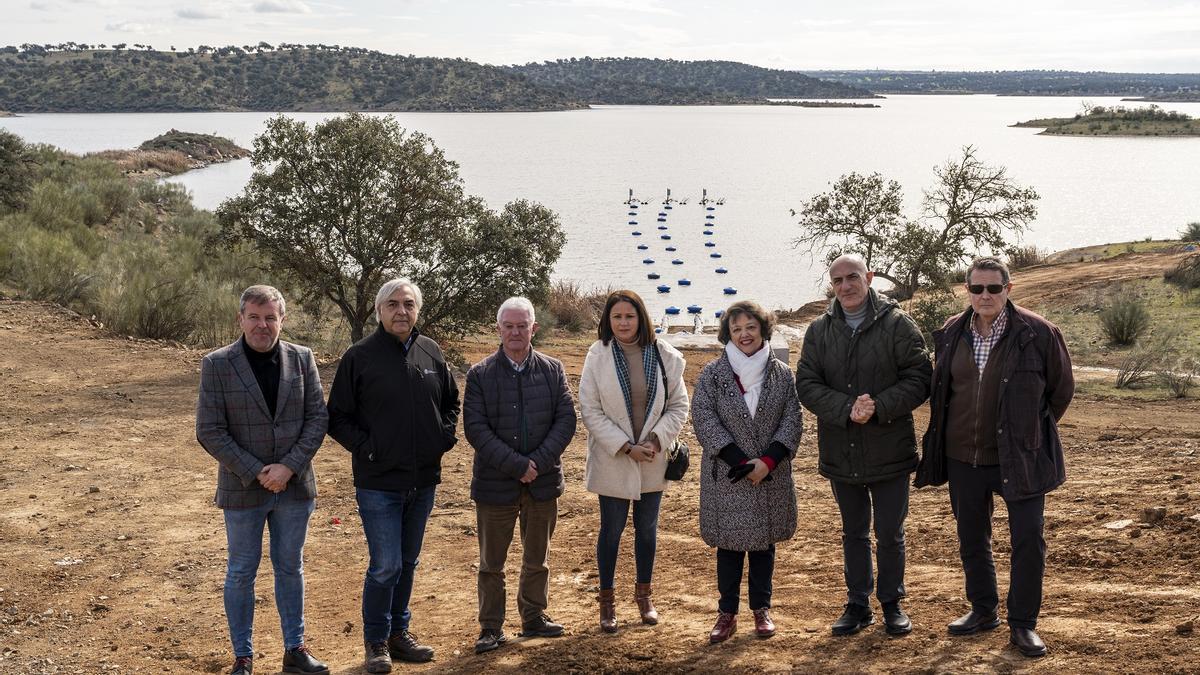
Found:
[796,254,931,637]
[916,257,1074,658]
[327,278,460,674]
[463,297,577,654]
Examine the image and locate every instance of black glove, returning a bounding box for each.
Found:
[728,463,754,483]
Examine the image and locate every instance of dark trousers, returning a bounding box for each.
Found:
[356,486,436,644]
[716,545,775,614]
[829,474,909,607]
[596,491,662,589]
[476,486,558,630]
[948,459,1046,630]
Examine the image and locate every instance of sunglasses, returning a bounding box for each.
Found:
[967,284,1006,295]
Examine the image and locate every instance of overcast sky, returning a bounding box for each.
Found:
[5,0,1199,72]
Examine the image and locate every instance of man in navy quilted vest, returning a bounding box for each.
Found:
[463,297,577,655]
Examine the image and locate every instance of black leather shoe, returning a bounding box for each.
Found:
[520,613,565,638]
[229,656,252,675]
[882,602,912,636]
[948,609,1001,635]
[282,645,329,674]
[474,628,508,654]
[1010,627,1047,657]
[388,630,434,663]
[831,603,874,636]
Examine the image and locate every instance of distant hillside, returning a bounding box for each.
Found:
[802,69,1200,98]
[0,46,582,112]
[509,57,876,103]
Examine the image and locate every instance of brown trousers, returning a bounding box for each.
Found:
[476,487,558,629]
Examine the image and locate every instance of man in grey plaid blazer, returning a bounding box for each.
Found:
[197,285,330,675]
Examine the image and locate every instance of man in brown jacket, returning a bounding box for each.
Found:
[916,256,1074,658]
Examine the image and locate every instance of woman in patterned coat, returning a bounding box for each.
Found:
[691,300,803,644]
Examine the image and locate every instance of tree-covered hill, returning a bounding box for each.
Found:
[0,45,583,112]
[802,69,1200,99]
[508,57,876,103]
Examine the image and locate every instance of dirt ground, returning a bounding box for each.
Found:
[2,255,1199,674]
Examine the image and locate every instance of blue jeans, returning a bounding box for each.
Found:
[356,486,436,643]
[223,494,315,658]
[596,491,662,589]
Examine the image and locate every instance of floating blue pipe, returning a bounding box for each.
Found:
[677,278,691,286]
[715,267,728,273]
[665,205,673,210]
[671,259,684,265]
[703,230,713,235]
[687,305,702,314]
[665,306,681,315]
[628,211,638,216]
[643,258,655,264]
[706,206,715,211]
[657,225,668,230]
[661,235,672,240]
[665,246,677,252]
[715,310,724,318]
[705,215,715,220]
[628,220,638,225]
[657,285,671,293]
[648,272,660,279]
[710,253,722,258]
[723,287,737,295]
[657,217,667,222]
[704,242,716,247]
[637,244,648,250]
[632,231,641,236]
[659,212,667,217]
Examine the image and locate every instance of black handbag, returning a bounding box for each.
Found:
[654,344,689,481]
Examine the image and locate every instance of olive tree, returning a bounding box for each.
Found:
[216,113,565,343]
[0,130,37,213]
[793,146,1039,299]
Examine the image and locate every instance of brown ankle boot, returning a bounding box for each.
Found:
[635,582,659,625]
[598,588,617,633]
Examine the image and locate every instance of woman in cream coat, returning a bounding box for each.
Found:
[580,290,689,633]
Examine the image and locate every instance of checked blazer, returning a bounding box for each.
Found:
[196,339,329,508]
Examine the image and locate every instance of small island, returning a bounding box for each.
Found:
[1013,104,1200,136]
[90,130,250,177]
[766,99,881,108]
[0,110,15,117]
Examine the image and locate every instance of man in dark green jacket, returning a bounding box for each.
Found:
[796,254,931,637]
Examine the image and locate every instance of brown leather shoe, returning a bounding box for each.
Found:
[752,608,776,638]
[599,588,617,633]
[635,582,659,625]
[709,612,736,644]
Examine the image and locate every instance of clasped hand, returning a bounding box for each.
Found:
[850,394,875,425]
[626,437,660,463]
[257,463,294,493]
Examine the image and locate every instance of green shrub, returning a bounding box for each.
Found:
[908,287,961,349]
[1164,253,1200,291]
[1182,221,1200,242]
[1099,295,1151,346]
[544,279,605,333]
[97,240,200,341]
[0,223,95,305]
[1005,244,1047,270]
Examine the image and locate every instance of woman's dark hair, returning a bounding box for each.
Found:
[598,289,655,347]
[717,300,775,345]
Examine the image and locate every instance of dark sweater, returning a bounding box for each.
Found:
[242,336,280,419]
[327,325,460,491]
[945,331,1012,466]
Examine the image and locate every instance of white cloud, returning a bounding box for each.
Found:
[176,7,226,19]
[105,21,153,33]
[531,0,680,16]
[252,0,313,13]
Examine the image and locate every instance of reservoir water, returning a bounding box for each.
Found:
[4,95,1199,317]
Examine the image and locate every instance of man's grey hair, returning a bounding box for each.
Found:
[966,256,1011,285]
[496,296,536,324]
[828,253,869,276]
[239,284,286,316]
[374,278,423,321]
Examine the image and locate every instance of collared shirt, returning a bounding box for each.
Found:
[969,308,1009,373]
[505,348,533,372]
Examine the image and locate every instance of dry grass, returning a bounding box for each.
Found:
[88,149,194,175]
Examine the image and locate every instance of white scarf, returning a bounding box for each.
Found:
[725,341,770,418]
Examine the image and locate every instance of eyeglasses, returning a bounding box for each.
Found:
[967,284,1006,295]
